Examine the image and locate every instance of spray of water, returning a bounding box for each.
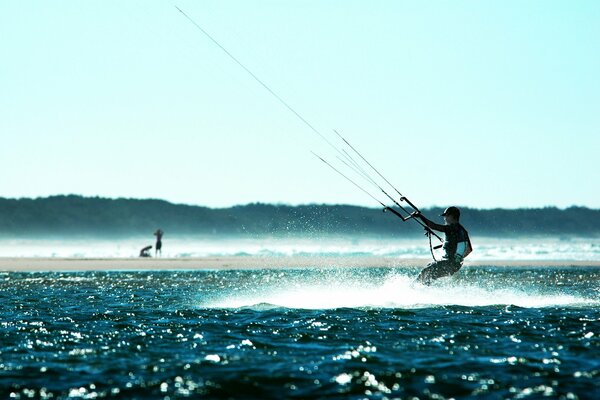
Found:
[200,270,597,309]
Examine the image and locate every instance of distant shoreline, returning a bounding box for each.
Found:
[1,257,599,272]
[2,195,600,238]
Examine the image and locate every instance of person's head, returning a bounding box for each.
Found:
[441,206,460,224]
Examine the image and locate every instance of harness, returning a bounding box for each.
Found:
[427,224,472,263]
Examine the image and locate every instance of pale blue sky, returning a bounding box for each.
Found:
[1,1,598,209]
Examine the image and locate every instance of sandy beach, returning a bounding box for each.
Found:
[0,256,599,272]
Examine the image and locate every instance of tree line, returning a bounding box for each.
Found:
[0,195,598,238]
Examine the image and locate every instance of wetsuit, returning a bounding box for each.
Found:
[416,217,471,285]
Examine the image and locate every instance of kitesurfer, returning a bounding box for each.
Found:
[413,206,472,285]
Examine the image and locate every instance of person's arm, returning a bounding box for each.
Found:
[413,212,447,233]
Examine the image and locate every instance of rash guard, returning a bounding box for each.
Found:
[420,217,471,261]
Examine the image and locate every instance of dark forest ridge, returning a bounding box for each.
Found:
[0,195,599,238]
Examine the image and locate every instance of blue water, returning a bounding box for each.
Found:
[1,267,598,399]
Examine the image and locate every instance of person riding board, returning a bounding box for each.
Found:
[412,206,472,285]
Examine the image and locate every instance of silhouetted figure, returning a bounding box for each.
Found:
[139,245,152,258]
[154,229,164,257]
[413,207,472,285]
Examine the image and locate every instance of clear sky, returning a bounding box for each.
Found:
[1,1,598,209]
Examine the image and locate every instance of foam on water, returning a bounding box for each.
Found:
[201,272,597,310]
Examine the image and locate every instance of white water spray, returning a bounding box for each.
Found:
[201,272,597,309]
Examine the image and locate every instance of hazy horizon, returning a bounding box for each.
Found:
[1,235,598,261]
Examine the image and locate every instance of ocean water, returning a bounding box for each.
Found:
[1,236,599,260]
[1,266,598,399]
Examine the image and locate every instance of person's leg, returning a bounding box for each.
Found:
[416,262,439,285]
[417,260,461,285]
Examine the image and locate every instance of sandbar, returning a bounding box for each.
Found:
[0,257,599,272]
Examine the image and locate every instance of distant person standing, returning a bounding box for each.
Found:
[154,229,164,257]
